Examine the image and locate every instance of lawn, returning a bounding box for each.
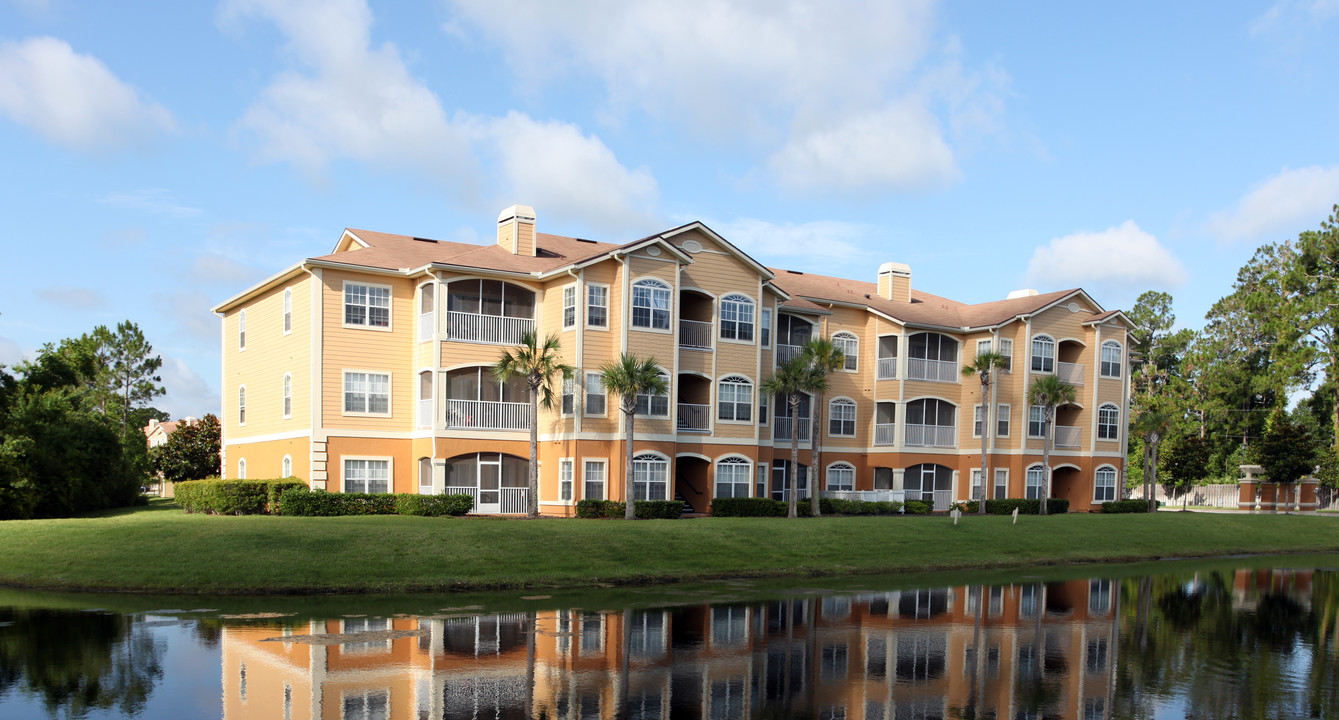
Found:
[1,500,1338,595]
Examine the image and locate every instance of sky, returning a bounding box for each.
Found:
[1,0,1338,420]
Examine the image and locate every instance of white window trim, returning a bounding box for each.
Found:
[342,369,393,418]
[282,372,293,420]
[237,457,246,479]
[1100,340,1123,379]
[719,292,757,346]
[833,332,859,373]
[341,279,394,332]
[1097,403,1121,441]
[632,451,671,501]
[629,276,673,334]
[994,468,1009,498]
[634,368,672,419]
[1030,334,1055,373]
[586,282,610,331]
[558,457,575,505]
[282,455,292,478]
[583,458,608,501]
[562,284,577,331]
[760,307,772,348]
[238,309,246,351]
[584,372,608,418]
[1094,464,1119,503]
[1025,464,1045,499]
[238,384,247,427]
[995,403,1011,438]
[561,374,576,417]
[282,288,292,336]
[969,467,984,497]
[716,375,755,425]
[827,397,857,437]
[714,455,753,498]
[342,455,394,494]
[998,338,1014,373]
[1028,405,1046,439]
[972,403,983,439]
[825,461,856,491]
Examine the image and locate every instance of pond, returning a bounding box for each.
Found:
[1,555,1337,719]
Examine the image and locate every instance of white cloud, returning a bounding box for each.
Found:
[707,218,872,264]
[0,334,25,368]
[158,355,219,420]
[35,285,104,310]
[1025,220,1186,295]
[98,189,202,217]
[1251,0,1339,34]
[0,36,174,151]
[152,291,219,344]
[1205,166,1339,243]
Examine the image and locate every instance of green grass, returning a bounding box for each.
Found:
[1,500,1338,595]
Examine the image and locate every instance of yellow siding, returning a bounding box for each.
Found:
[320,269,415,431]
[222,274,311,440]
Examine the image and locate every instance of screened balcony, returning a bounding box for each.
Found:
[874,401,896,445]
[444,366,529,431]
[445,279,535,345]
[905,332,958,382]
[775,314,814,365]
[877,335,898,379]
[772,393,812,442]
[905,398,955,448]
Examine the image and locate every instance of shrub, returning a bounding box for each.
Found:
[963,498,1071,515]
[818,498,903,516]
[395,493,474,517]
[711,498,822,517]
[1099,499,1150,514]
[576,499,684,519]
[176,478,307,515]
[903,500,932,515]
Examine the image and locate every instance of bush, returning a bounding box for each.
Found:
[962,498,1071,515]
[395,493,474,517]
[176,478,307,515]
[1099,499,1150,514]
[711,497,825,517]
[818,498,903,515]
[903,500,932,515]
[576,499,684,519]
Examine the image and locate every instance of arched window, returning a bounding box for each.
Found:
[1031,335,1055,373]
[633,453,669,500]
[283,288,292,334]
[631,278,671,329]
[238,386,246,425]
[1097,403,1120,440]
[1025,464,1046,499]
[237,458,247,480]
[905,399,955,447]
[715,456,751,498]
[720,294,755,341]
[829,398,856,437]
[832,332,859,371]
[1094,465,1117,503]
[904,463,953,505]
[635,369,671,417]
[238,309,246,350]
[1100,340,1122,378]
[282,373,292,419]
[282,455,292,478]
[827,462,855,492]
[717,376,753,422]
[418,457,433,494]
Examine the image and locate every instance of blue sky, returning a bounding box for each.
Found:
[2,0,1337,419]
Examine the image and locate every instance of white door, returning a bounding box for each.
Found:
[477,458,501,514]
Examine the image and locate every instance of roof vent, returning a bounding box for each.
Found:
[1007,289,1040,299]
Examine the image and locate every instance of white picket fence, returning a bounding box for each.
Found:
[1128,483,1339,511]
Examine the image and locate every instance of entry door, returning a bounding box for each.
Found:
[478,459,501,513]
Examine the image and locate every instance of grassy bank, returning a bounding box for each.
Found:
[1,500,1338,595]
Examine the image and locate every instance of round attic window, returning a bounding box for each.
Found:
[1066,302,1081,313]
[646,246,662,257]
[682,240,703,254]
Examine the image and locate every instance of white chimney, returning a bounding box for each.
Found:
[497,204,537,256]
[877,262,912,302]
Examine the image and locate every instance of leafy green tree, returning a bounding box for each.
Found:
[1134,411,1172,512]
[802,337,843,517]
[1160,434,1210,509]
[963,351,1010,514]
[1250,409,1319,508]
[762,356,823,518]
[493,331,575,518]
[599,354,669,520]
[94,321,165,434]
[150,414,221,484]
[1026,374,1076,515]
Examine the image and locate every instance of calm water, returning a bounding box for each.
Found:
[1,557,1337,720]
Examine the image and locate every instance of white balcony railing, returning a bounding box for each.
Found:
[772,415,812,442]
[444,485,478,506]
[418,398,433,428]
[1058,362,1085,385]
[677,403,710,432]
[500,487,529,514]
[874,423,896,446]
[933,489,952,511]
[906,357,957,382]
[679,319,713,349]
[1054,425,1081,448]
[445,399,529,431]
[822,490,905,504]
[446,311,534,345]
[877,357,898,379]
[905,423,955,447]
[776,344,803,364]
[419,312,435,342]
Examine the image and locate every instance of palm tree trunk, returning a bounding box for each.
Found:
[789,393,800,518]
[1148,436,1160,513]
[625,404,637,520]
[1040,410,1052,515]
[528,385,540,518]
[810,392,823,517]
[979,376,990,515]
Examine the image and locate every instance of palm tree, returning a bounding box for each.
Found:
[493,331,575,518]
[802,338,844,517]
[600,354,669,520]
[963,351,1011,515]
[1027,374,1077,515]
[1134,410,1172,513]
[762,356,823,518]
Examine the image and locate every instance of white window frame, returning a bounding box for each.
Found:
[282,455,292,478]
[586,283,609,329]
[238,385,246,426]
[999,338,1013,372]
[238,309,246,351]
[717,376,753,423]
[976,338,992,357]
[343,370,392,417]
[833,332,859,372]
[756,463,768,498]
[996,404,1011,438]
[583,459,608,501]
[969,468,984,500]
[559,458,575,504]
[826,462,855,492]
[1097,403,1120,441]
[1025,464,1045,499]
[1100,340,1122,378]
[282,372,292,419]
[342,280,393,331]
[761,308,772,348]
[714,456,752,498]
[343,457,392,494]
[561,374,575,416]
[237,457,246,479]
[1028,405,1046,439]
[559,285,575,330]
[632,452,670,501]
[1031,334,1055,373]
[994,468,1009,499]
[719,293,756,343]
[1094,465,1118,503]
[282,288,292,335]
[634,369,671,418]
[972,404,984,438]
[630,278,672,331]
[585,373,607,417]
[828,397,856,437]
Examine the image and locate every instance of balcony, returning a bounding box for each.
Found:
[443,485,529,515]
[905,423,955,448]
[446,311,533,345]
[445,399,529,431]
[677,403,710,432]
[877,357,898,380]
[772,416,811,442]
[822,490,905,503]
[776,344,803,364]
[1054,425,1081,448]
[418,398,433,428]
[906,358,957,383]
[679,319,712,350]
[1057,361,1085,385]
[874,423,896,446]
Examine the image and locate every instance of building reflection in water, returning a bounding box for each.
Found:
[220,576,1134,720]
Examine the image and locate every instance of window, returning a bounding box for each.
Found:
[756,464,768,499]
[344,282,391,328]
[583,460,606,500]
[587,285,608,328]
[1095,466,1117,502]
[344,372,391,415]
[833,332,858,371]
[238,309,246,350]
[561,375,575,415]
[973,404,983,437]
[1098,403,1120,440]
[631,278,671,329]
[342,690,389,720]
[997,404,1011,437]
[1031,335,1055,373]
[761,308,772,347]
[827,463,855,492]
[282,455,292,478]
[1101,340,1122,378]
[562,285,576,329]
[970,468,983,500]
[998,338,1013,372]
[829,398,856,436]
[633,453,668,500]
[718,376,753,422]
[585,373,606,415]
[237,458,246,479]
[282,373,292,419]
[1089,579,1112,613]
[715,457,751,498]
[559,458,574,502]
[720,294,755,341]
[418,457,432,494]
[344,458,390,494]
[283,288,292,334]
[977,338,992,357]
[995,468,1008,499]
[635,370,670,417]
[1025,464,1045,499]
[1028,405,1046,438]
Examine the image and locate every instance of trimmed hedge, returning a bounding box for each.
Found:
[273,486,474,517]
[175,478,307,515]
[1099,499,1151,514]
[395,493,475,517]
[575,499,684,519]
[903,500,932,515]
[963,498,1071,515]
[820,498,903,515]
[711,497,906,517]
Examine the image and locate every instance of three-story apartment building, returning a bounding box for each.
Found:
[213,205,1132,514]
